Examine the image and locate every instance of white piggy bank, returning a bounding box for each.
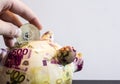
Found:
[0,25,83,84]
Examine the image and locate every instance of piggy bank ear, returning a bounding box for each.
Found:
[56,46,76,66]
[40,31,54,41]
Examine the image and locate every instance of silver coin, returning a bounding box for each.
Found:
[17,23,40,43]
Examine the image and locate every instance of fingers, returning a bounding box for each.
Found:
[0,10,22,27]
[0,20,21,38]
[0,20,21,47]
[0,0,42,47]
[3,37,16,47]
[0,0,42,30]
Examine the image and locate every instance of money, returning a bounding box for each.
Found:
[17,23,40,44]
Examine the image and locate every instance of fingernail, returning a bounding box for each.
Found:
[13,38,17,43]
[29,18,42,30]
[15,28,22,37]
[10,38,17,47]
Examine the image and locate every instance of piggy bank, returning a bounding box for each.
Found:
[0,24,83,84]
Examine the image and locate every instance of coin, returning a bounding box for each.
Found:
[17,23,40,43]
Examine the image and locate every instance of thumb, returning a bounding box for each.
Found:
[0,20,21,47]
[0,20,21,38]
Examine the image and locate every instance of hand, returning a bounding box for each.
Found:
[0,0,42,47]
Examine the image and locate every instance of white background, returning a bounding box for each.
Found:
[0,0,120,80]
